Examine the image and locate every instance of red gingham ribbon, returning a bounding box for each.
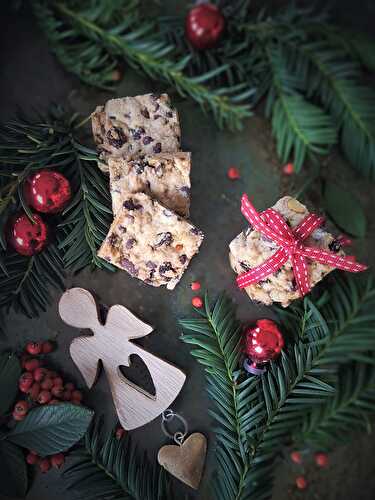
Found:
[237,194,367,296]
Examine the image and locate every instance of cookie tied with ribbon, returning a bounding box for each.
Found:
[229,195,367,307]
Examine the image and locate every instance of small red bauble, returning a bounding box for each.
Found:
[191,281,201,291]
[295,476,307,490]
[8,213,48,256]
[290,451,302,464]
[315,452,329,468]
[41,340,54,354]
[185,3,225,50]
[25,170,71,214]
[192,296,203,308]
[245,319,284,365]
[51,453,65,469]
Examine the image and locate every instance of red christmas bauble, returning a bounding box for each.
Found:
[185,3,225,50]
[25,170,71,214]
[8,213,48,256]
[245,319,284,364]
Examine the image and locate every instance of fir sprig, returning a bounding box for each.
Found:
[180,274,375,500]
[33,0,254,131]
[63,417,171,500]
[0,108,114,317]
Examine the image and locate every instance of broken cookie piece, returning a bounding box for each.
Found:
[92,93,181,172]
[98,193,204,290]
[109,152,191,217]
[229,196,344,307]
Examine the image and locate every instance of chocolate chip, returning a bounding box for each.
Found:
[120,258,138,276]
[133,160,147,174]
[329,239,341,253]
[141,108,150,119]
[180,186,190,197]
[240,261,251,272]
[291,278,297,291]
[126,238,136,249]
[155,232,173,247]
[118,225,127,233]
[166,111,173,118]
[124,113,131,119]
[153,142,162,153]
[123,199,142,210]
[143,136,153,145]
[259,278,271,285]
[159,262,174,275]
[190,227,204,237]
[106,127,127,148]
[146,260,157,270]
[131,127,145,140]
[179,254,187,264]
[107,233,118,246]
[153,114,161,120]
[114,173,122,181]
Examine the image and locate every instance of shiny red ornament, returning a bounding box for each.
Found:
[25,170,71,214]
[185,3,225,50]
[245,319,284,365]
[8,213,48,256]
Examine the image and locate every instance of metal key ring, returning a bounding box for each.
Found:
[161,409,188,445]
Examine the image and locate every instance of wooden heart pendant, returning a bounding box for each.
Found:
[157,433,207,489]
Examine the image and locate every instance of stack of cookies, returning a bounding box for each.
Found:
[91,93,204,290]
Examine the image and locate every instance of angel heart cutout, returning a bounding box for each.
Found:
[58,288,186,430]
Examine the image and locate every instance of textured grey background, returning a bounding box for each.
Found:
[0,2,375,499]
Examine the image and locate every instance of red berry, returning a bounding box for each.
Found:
[53,377,63,387]
[25,342,42,355]
[26,452,39,465]
[41,341,54,354]
[191,281,201,291]
[192,296,203,308]
[33,367,48,382]
[24,358,40,372]
[48,399,60,405]
[62,390,72,401]
[28,382,41,401]
[51,386,64,398]
[19,372,33,392]
[37,390,51,405]
[315,452,329,468]
[14,400,29,415]
[290,451,302,464]
[115,427,125,440]
[41,378,54,390]
[227,166,240,180]
[185,3,225,50]
[65,382,75,391]
[283,163,294,175]
[12,411,25,421]
[71,390,82,402]
[39,458,51,473]
[21,354,30,369]
[295,476,307,490]
[50,453,65,469]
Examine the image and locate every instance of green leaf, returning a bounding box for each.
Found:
[323,181,367,237]
[0,440,28,498]
[7,403,93,456]
[0,352,21,416]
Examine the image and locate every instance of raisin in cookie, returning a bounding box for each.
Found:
[229,196,344,307]
[92,93,181,172]
[98,193,204,290]
[109,153,191,217]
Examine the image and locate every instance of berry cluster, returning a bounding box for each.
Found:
[290,450,329,490]
[14,340,84,473]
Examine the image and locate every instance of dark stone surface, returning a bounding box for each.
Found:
[0,2,374,500]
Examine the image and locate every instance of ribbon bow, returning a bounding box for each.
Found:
[236,194,367,296]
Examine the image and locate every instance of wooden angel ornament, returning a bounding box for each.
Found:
[58,288,186,430]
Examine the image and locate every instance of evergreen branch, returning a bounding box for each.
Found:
[63,418,171,500]
[33,0,254,131]
[0,244,65,318]
[264,44,337,172]
[58,143,114,273]
[0,108,114,316]
[180,293,261,500]
[289,40,375,179]
[295,362,375,450]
